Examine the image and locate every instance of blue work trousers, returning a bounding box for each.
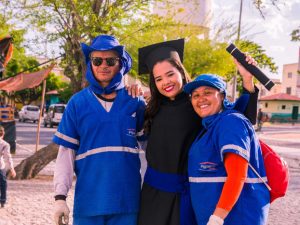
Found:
[0,169,7,204]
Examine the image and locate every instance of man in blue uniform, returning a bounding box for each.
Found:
[53,35,146,225]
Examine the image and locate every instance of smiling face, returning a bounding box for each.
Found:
[90,50,120,88]
[152,60,184,100]
[191,86,224,118]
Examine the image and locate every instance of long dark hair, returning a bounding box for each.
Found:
[144,58,191,135]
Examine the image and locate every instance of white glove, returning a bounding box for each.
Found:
[54,200,70,225]
[207,215,224,225]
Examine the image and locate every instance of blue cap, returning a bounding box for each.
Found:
[184,74,235,109]
[183,74,226,94]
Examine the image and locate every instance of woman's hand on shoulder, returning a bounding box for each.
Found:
[125,84,144,98]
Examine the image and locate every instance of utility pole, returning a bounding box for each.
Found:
[232,0,243,100]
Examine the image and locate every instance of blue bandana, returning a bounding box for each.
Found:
[183,74,235,109]
[81,35,132,94]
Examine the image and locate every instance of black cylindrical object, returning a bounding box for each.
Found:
[226,43,275,91]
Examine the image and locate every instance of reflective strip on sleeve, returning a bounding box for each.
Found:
[189,176,267,183]
[55,131,79,145]
[75,146,141,161]
[221,144,249,160]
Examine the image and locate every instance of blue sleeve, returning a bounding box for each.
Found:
[53,98,80,151]
[234,86,258,125]
[215,114,251,162]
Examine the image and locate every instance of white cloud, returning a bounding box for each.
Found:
[212,0,300,79]
[269,45,285,52]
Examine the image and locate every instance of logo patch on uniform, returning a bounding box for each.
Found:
[126,128,136,137]
[198,162,218,171]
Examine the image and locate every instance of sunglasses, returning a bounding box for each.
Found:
[90,57,120,67]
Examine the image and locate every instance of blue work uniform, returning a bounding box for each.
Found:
[53,87,145,218]
[189,110,270,225]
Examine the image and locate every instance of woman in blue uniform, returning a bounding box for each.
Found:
[53,35,146,225]
[184,74,270,225]
[137,39,259,225]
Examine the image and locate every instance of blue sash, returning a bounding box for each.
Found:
[144,166,197,225]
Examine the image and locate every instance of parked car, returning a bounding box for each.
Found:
[18,105,40,123]
[44,104,66,128]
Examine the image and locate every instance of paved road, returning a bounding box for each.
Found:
[16,120,56,148]
[257,123,300,157]
[15,121,300,151]
[15,120,300,149]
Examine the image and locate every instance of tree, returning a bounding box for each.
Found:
[291,25,300,42]
[1,10,68,105]
[251,1,299,43]
[5,0,209,87]
[9,143,58,179]
[5,0,157,93]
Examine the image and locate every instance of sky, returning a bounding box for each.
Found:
[212,0,300,80]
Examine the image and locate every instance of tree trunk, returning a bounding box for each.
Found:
[10,143,59,180]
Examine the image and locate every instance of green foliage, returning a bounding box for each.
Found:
[6,0,196,92]
[120,14,208,84]
[5,56,39,77]
[184,38,233,79]
[291,25,300,42]
[14,0,159,93]
[0,14,26,58]
[58,84,73,104]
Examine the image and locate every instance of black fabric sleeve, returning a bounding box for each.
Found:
[242,86,259,125]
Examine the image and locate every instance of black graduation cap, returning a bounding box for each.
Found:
[138,39,184,75]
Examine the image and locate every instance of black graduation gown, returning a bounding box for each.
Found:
[138,92,202,225]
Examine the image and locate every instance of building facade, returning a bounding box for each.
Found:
[281,63,300,97]
[259,93,300,123]
[153,0,212,38]
[256,78,282,98]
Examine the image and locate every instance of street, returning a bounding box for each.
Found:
[15,120,300,152]
[16,120,56,149]
[257,124,300,150]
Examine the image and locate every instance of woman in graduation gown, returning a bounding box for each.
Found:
[137,39,259,225]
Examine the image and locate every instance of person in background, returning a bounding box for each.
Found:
[137,39,259,225]
[256,108,266,131]
[0,125,16,208]
[53,35,146,225]
[184,74,269,225]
